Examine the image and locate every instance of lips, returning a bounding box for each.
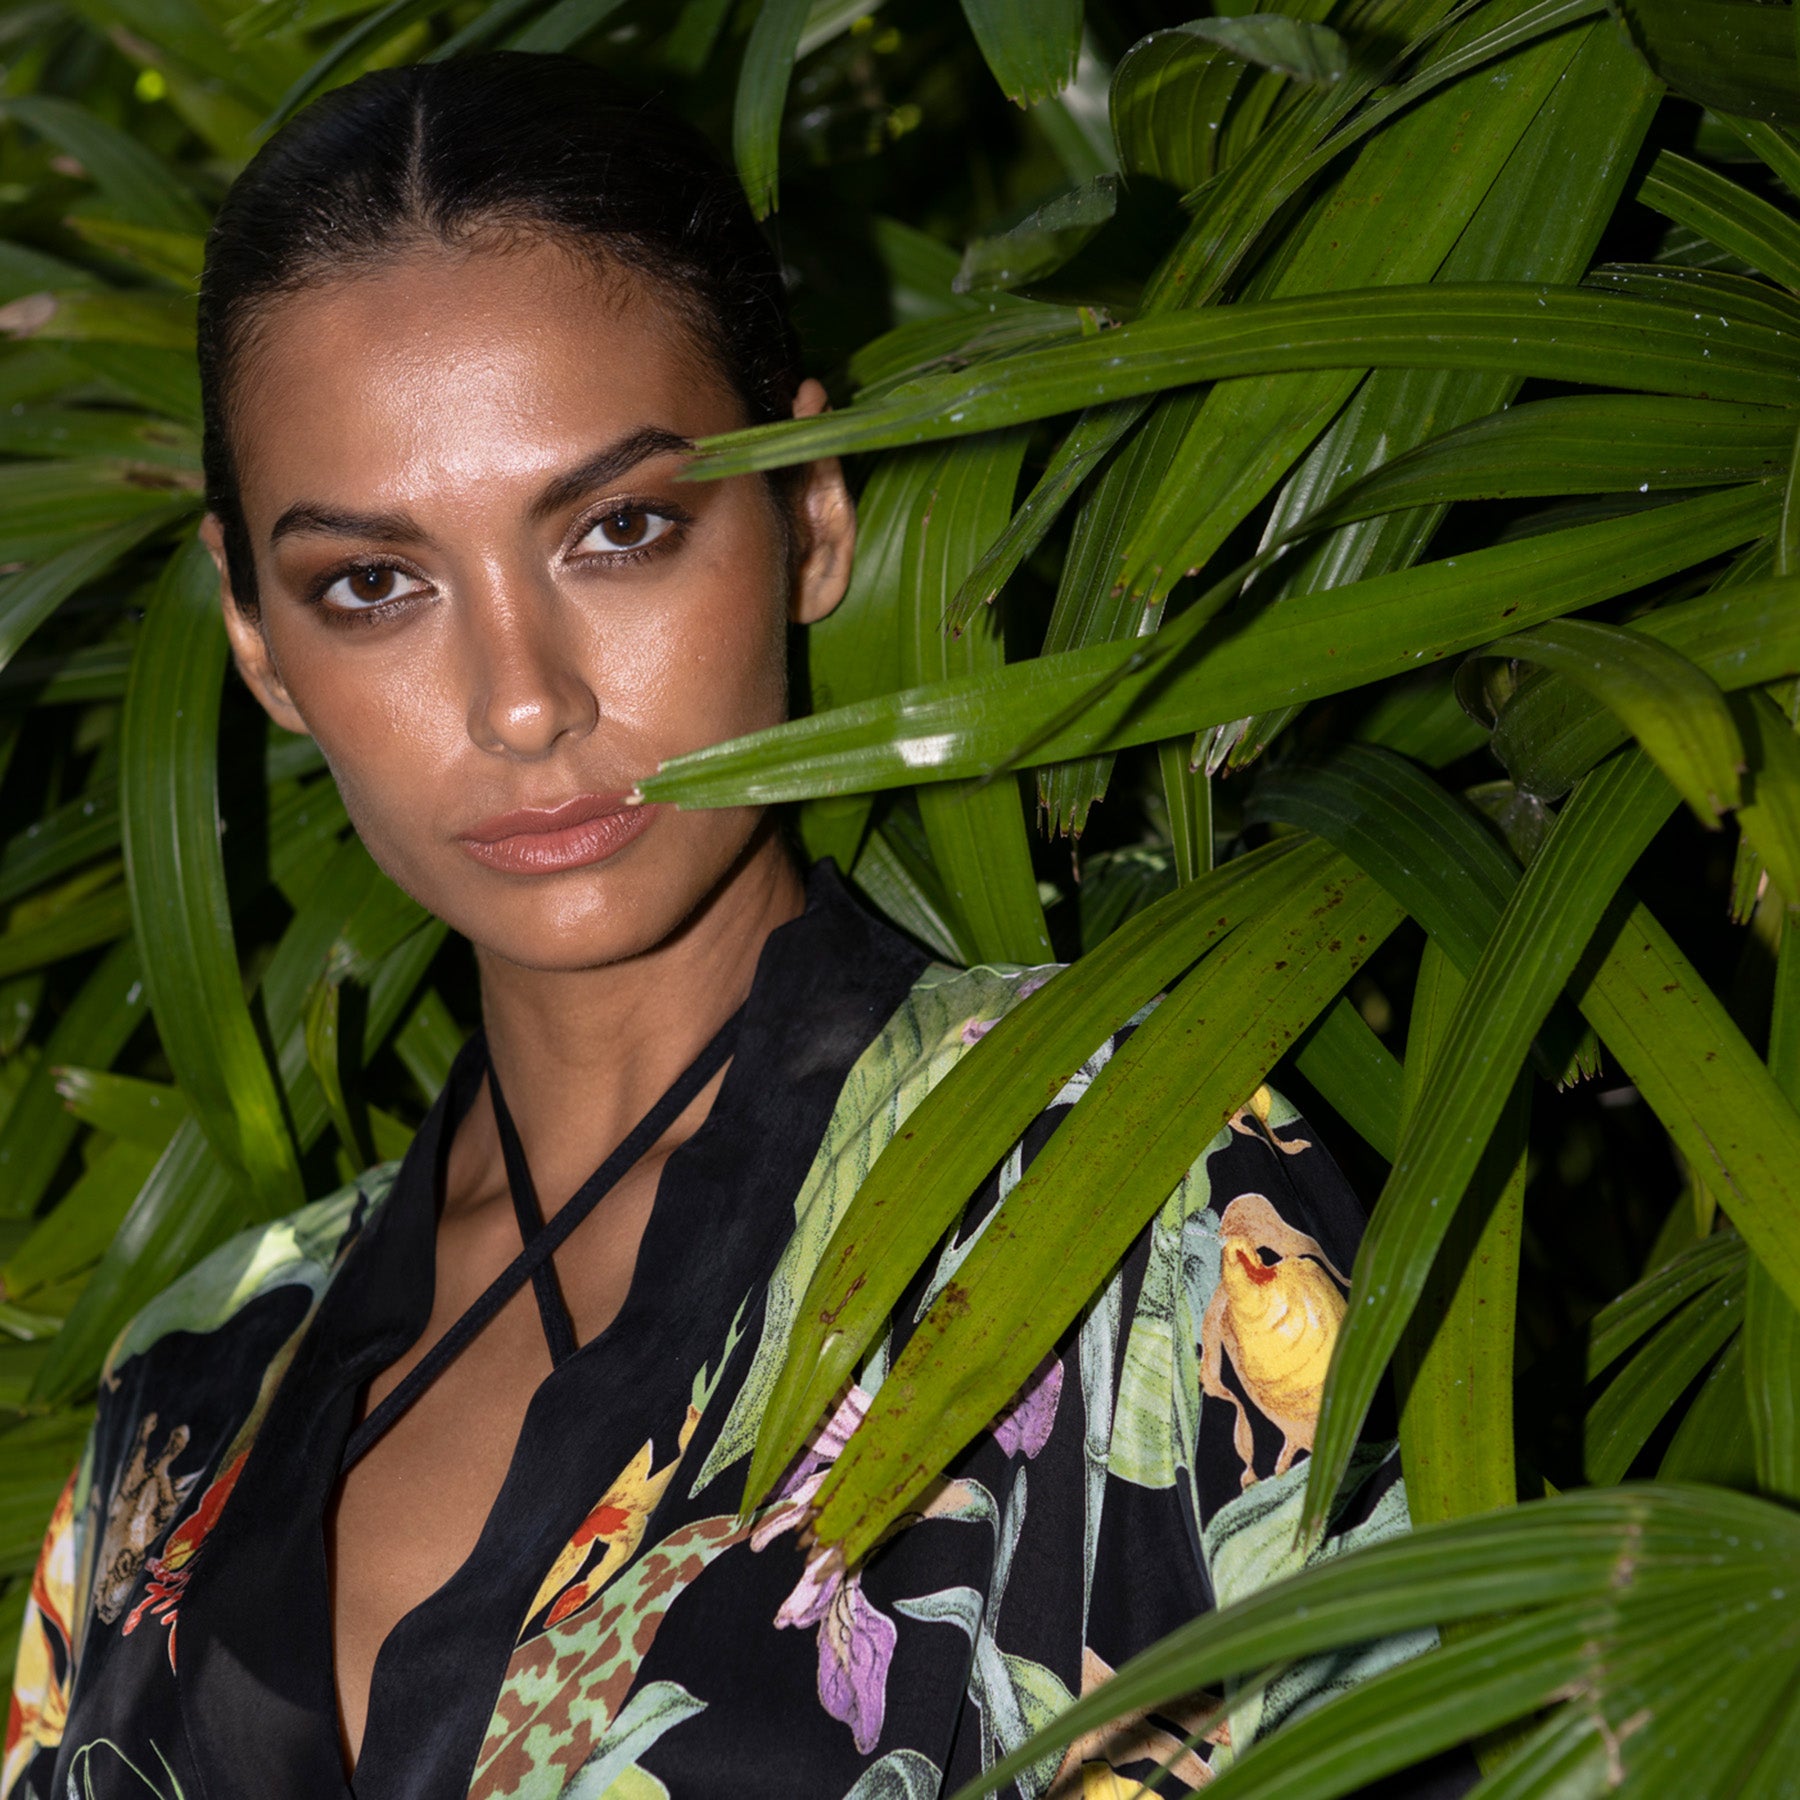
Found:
[456,791,655,875]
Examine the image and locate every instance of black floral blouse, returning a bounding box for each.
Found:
[5,866,1474,1800]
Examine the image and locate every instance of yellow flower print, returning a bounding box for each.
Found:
[526,1404,700,1630]
[1227,1085,1311,1156]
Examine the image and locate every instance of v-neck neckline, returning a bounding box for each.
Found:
[168,863,931,1800]
[337,998,745,1480]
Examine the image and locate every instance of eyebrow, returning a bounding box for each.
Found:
[528,427,695,522]
[267,424,697,547]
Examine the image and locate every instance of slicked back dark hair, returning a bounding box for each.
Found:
[198,52,801,611]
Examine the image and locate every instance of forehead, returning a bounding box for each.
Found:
[230,238,745,513]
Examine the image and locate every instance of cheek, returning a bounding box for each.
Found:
[262,628,463,870]
[602,534,792,751]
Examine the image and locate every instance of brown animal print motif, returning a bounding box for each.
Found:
[94,1414,198,1624]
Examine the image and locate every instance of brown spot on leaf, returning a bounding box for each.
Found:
[819,1272,865,1325]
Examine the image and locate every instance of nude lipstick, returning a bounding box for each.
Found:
[456,792,654,874]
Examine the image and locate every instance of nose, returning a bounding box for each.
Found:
[463,580,598,761]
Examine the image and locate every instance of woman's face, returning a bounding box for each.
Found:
[208,237,852,973]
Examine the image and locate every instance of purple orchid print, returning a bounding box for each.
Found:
[751,1385,897,1755]
[746,1346,1062,1752]
[991,1354,1063,1461]
[958,974,1054,1048]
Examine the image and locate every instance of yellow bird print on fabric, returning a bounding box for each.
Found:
[1199,1193,1348,1490]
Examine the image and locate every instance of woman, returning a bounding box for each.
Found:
[5,53,1470,1800]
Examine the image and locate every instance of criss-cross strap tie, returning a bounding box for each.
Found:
[338,1006,742,1478]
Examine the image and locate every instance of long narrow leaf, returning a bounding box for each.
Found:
[1733,688,1800,906]
[1493,577,1800,797]
[743,837,1311,1516]
[1612,0,1800,125]
[645,486,1773,808]
[811,852,1405,1560]
[1482,618,1744,823]
[1392,940,1525,1523]
[693,287,1800,476]
[121,539,302,1218]
[956,0,1080,104]
[1573,897,1800,1318]
[0,97,207,232]
[1288,995,1405,1163]
[1305,748,1678,1538]
[950,1484,1800,1800]
[1747,920,1800,1501]
[0,940,144,1221]
[731,0,812,218]
[899,434,1050,964]
[1585,1270,1746,1482]
[33,841,438,1399]
[1640,150,1800,293]
[0,513,181,674]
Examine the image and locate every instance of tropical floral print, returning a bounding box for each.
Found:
[2,1474,78,1796]
[4,1174,386,1796]
[120,1449,247,1670]
[752,1385,895,1755]
[5,874,1462,1800]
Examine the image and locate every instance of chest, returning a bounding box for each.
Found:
[327,1156,670,1762]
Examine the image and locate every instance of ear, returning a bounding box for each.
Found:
[786,377,856,627]
[201,514,312,738]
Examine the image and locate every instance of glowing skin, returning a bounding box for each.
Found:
[212,239,850,976]
[205,235,854,1769]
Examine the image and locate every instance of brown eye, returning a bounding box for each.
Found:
[319,563,428,614]
[350,566,398,601]
[577,507,677,557]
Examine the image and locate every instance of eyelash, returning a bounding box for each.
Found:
[304,560,430,625]
[302,499,693,625]
[568,498,691,565]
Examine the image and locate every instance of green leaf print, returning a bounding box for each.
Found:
[1199,1446,1430,1761]
[971,1640,1076,1800]
[893,1584,986,1641]
[560,1682,706,1800]
[65,1737,186,1799]
[1109,1174,1211,1490]
[1077,1266,1124,1639]
[696,965,1042,1495]
[102,1172,393,1376]
[839,1748,944,1800]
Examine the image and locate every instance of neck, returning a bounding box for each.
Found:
[470,827,805,1213]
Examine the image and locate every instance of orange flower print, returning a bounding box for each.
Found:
[526,1404,699,1631]
[3,1475,78,1794]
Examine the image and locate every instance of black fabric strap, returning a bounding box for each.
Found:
[339,1006,744,1477]
[491,1070,579,1368]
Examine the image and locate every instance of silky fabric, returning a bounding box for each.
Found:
[7,865,1478,1800]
